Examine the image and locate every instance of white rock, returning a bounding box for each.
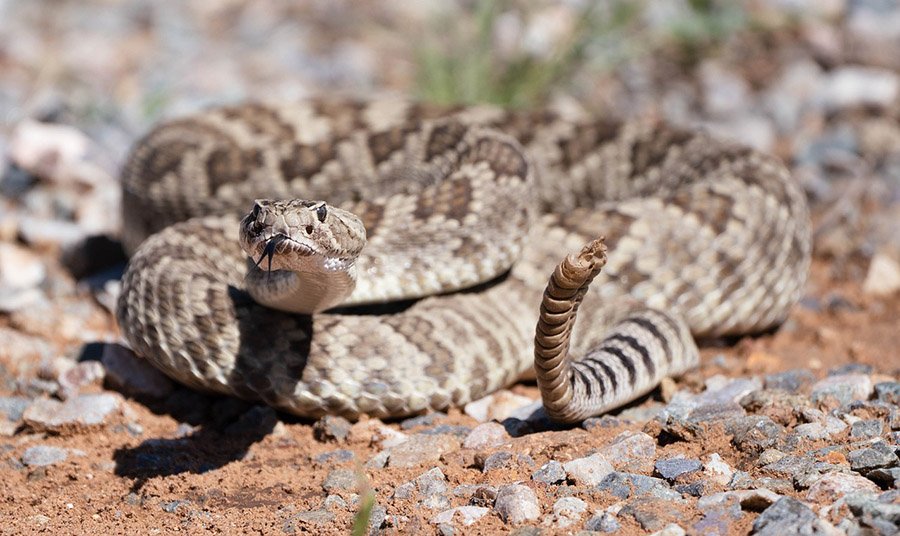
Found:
[9,120,89,180]
[598,431,656,472]
[703,453,735,486]
[563,453,614,486]
[430,506,489,526]
[811,374,873,402]
[651,524,687,536]
[822,67,900,110]
[0,243,45,290]
[543,497,587,528]
[463,422,510,450]
[494,484,540,525]
[806,472,880,503]
[863,252,900,296]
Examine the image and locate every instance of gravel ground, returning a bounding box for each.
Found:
[1,1,899,534]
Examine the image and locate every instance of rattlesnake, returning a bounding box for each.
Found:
[116,98,811,423]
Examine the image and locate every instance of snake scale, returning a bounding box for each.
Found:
[116,98,811,423]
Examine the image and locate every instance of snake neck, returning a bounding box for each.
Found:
[245,259,358,314]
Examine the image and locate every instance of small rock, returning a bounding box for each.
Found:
[323,494,346,511]
[463,422,510,450]
[811,374,873,405]
[464,390,536,422]
[584,512,620,532]
[563,453,614,486]
[543,497,587,528]
[416,467,449,509]
[655,458,702,482]
[386,434,460,468]
[391,482,416,501]
[874,382,900,405]
[313,416,352,442]
[161,500,190,514]
[57,360,106,399]
[651,524,687,536]
[21,445,68,467]
[806,472,881,503]
[596,472,674,500]
[863,253,900,295]
[0,397,31,422]
[728,416,784,453]
[480,451,513,472]
[703,454,735,487]
[322,468,357,493]
[101,343,174,398]
[494,484,540,525]
[0,242,46,313]
[431,506,489,527]
[848,441,899,474]
[752,497,837,535]
[851,419,884,439]
[351,420,408,449]
[400,413,443,430]
[757,449,786,466]
[867,467,900,488]
[822,67,900,111]
[764,370,816,393]
[599,431,656,473]
[313,449,355,465]
[619,497,678,531]
[532,460,566,485]
[286,509,335,527]
[793,422,828,441]
[23,393,122,433]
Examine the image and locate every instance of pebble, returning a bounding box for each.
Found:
[702,454,735,487]
[848,441,899,474]
[794,420,831,440]
[543,497,587,528]
[463,390,536,422]
[563,453,614,486]
[56,360,106,399]
[752,497,837,535]
[596,472,676,500]
[805,471,881,503]
[874,382,900,405]
[23,393,122,433]
[867,467,900,488]
[415,467,450,509]
[764,369,816,393]
[100,343,174,398]
[430,506,489,527]
[351,420,408,449]
[823,65,900,110]
[0,242,46,313]
[863,253,900,296]
[728,415,784,453]
[651,524,687,536]
[811,374,874,405]
[655,458,702,482]
[312,415,352,442]
[386,434,460,468]
[584,512,620,532]
[462,422,510,450]
[850,419,884,439]
[844,492,900,535]
[598,431,656,473]
[532,460,566,485]
[21,445,68,467]
[0,396,31,422]
[313,449,355,465]
[322,468,357,493]
[494,484,541,525]
[619,497,677,532]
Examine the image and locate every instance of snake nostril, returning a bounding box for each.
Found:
[305,225,314,234]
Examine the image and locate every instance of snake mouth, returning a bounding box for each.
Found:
[251,233,316,272]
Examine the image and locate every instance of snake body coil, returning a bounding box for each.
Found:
[116,99,811,422]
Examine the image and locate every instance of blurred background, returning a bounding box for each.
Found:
[1,0,899,373]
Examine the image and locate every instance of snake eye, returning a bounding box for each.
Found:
[316,204,327,223]
[305,225,314,234]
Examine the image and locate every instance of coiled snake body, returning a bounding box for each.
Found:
[116,99,811,422]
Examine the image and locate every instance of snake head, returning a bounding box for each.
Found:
[239,199,366,272]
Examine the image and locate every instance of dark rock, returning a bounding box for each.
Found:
[874,382,900,405]
[752,497,818,535]
[693,504,742,536]
[312,416,352,442]
[867,467,900,488]
[764,370,816,393]
[596,472,674,500]
[849,441,899,474]
[655,458,702,482]
[850,419,884,439]
[675,481,707,497]
[101,343,174,398]
[420,424,472,438]
[480,451,513,472]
